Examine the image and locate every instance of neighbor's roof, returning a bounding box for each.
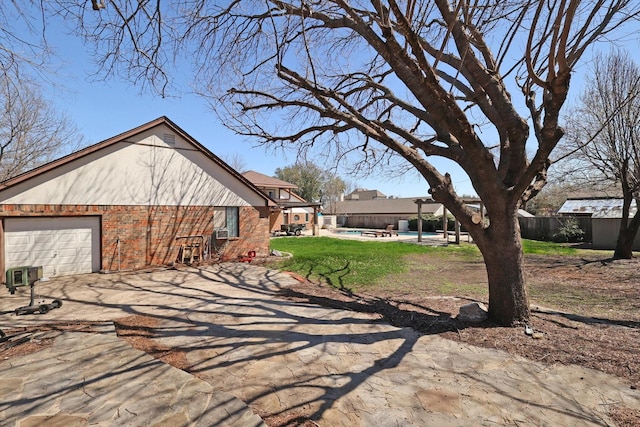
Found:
[345,188,387,200]
[558,198,637,218]
[334,198,443,215]
[0,116,275,207]
[242,170,298,189]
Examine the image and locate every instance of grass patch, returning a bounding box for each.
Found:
[269,237,616,308]
[521,239,577,255]
[270,237,435,290]
[270,236,580,292]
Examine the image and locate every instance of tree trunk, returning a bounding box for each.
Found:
[474,211,531,326]
[613,212,640,259]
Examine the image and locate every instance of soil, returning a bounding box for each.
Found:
[1,253,639,426]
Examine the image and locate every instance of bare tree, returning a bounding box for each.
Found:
[0,4,84,180]
[564,52,640,259]
[221,152,249,173]
[55,1,639,325]
[0,3,58,82]
[0,74,82,181]
[322,174,347,215]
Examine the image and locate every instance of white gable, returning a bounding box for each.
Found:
[0,125,266,207]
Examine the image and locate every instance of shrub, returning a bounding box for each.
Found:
[408,214,455,232]
[552,218,585,243]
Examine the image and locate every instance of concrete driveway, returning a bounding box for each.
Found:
[1,264,639,426]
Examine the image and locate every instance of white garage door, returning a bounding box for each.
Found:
[4,217,101,277]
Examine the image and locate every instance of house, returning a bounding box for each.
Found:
[343,188,387,201]
[333,193,445,229]
[0,117,275,278]
[557,197,639,249]
[242,170,320,234]
[333,189,492,231]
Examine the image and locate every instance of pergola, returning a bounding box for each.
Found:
[274,201,323,236]
[413,198,484,244]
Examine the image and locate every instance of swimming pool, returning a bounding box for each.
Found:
[334,229,436,236]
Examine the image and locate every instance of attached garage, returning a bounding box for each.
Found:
[4,217,101,278]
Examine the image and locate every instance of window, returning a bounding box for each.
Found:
[214,207,239,237]
[294,214,300,221]
[305,213,309,222]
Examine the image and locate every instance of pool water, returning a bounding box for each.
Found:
[335,229,436,236]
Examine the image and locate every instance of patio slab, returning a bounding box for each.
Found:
[1,264,638,426]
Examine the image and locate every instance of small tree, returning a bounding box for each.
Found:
[564,52,640,259]
[275,162,346,206]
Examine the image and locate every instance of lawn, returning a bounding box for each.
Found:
[269,236,636,320]
[270,236,480,291]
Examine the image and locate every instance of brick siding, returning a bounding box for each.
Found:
[0,204,270,272]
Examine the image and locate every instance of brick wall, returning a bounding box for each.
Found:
[0,204,270,272]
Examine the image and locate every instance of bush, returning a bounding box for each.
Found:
[408,214,455,232]
[552,218,585,243]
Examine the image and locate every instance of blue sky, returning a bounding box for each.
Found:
[29,10,639,200]
[36,15,476,199]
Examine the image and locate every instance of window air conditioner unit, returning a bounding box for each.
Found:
[215,229,229,239]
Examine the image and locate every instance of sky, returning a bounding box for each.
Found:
[32,12,474,199]
[19,7,639,200]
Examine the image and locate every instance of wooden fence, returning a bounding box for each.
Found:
[518,216,592,242]
[337,214,594,243]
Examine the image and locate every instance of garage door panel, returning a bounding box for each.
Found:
[57,263,84,275]
[58,248,79,258]
[4,217,100,277]
[41,265,56,278]
[33,232,55,243]
[57,232,79,243]
[6,251,31,265]
[78,261,92,271]
[78,247,92,257]
[32,249,53,260]
[6,234,31,247]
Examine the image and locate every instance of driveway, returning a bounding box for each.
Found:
[1,264,638,426]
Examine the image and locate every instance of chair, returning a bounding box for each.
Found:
[384,224,398,237]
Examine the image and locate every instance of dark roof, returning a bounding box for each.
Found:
[242,170,298,189]
[345,189,387,200]
[0,116,275,206]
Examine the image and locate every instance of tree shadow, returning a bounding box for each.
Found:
[0,263,632,425]
[533,306,640,329]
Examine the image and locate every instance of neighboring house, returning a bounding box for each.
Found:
[557,197,639,249]
[0,117,275,278]
[242,170,319,234]
[344,188,387,201]
[242,170,299,201]
[334,196,445,229]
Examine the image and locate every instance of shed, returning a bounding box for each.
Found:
[558,198,640,250]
